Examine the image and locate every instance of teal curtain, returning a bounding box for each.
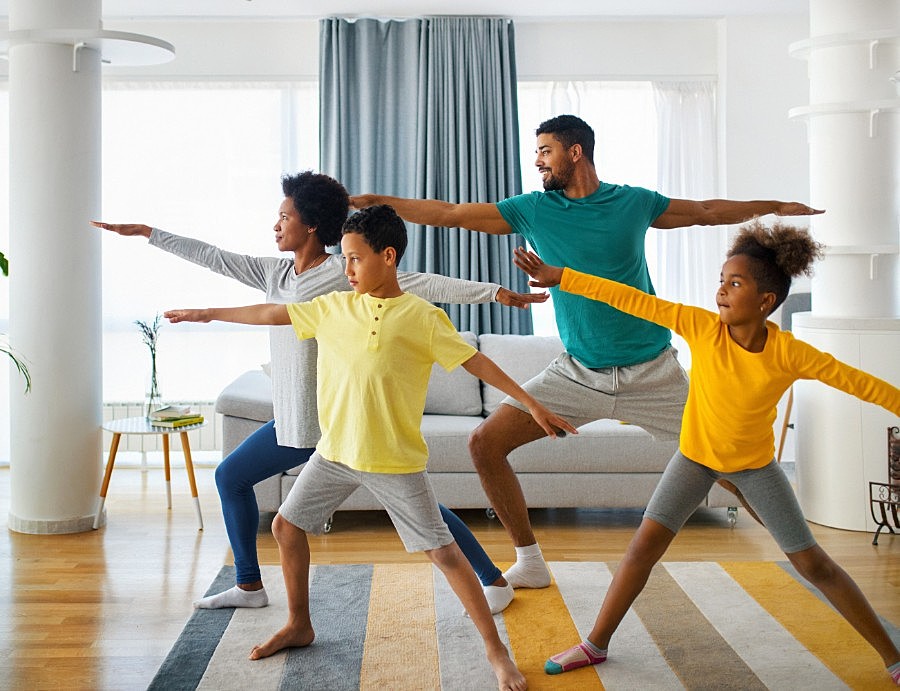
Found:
[320,16,531,334]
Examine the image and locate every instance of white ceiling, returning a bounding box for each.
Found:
[0,0,808,22]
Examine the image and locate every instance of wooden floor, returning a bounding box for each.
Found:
[1,465,898,690]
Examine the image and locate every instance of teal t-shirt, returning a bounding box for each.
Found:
[497,183,672,368]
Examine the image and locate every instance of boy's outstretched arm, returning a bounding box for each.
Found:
[164,303,291,326]
[512,247,564,288]
[461,352,577,439]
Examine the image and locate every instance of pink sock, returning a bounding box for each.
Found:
[545,641,607,675]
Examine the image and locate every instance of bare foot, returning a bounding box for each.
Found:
[487,647,527,691]
[248,623,315,660]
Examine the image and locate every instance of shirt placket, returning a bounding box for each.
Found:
[368,300,384,351]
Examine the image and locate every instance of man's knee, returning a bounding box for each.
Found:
[468,406,540,467]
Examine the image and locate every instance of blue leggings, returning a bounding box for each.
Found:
[216,420,502,587]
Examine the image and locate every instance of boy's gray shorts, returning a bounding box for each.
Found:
[278,452,454,552]
[645,451,817,554]
[502,346,688,440]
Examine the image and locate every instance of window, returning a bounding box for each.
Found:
[516,81,658,336]
[99,81,318,402]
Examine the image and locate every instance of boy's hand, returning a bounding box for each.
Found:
[495,286,549,309]
[164,309,211,324]
[528,403,578,440]
[513,247,564,288]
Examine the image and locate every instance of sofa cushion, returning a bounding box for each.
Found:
[424,331,482,416]
[477,333,565,416]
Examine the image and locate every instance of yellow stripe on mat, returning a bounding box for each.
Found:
[721,561,892,690]
[502,566,604,691]
[359,563,440,690]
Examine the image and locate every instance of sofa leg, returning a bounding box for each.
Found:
[727,506,738,527]
[323,515,333,533]
[485,508,497,520]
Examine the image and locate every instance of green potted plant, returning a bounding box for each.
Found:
[1,250,31,393]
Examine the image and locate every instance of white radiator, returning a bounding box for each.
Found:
[102,401,222,454]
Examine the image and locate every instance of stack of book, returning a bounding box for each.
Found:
[149,404,204,428]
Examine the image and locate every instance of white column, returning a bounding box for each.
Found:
[7,0,103,534]
[789,0,900,532]
[5,1,173,533]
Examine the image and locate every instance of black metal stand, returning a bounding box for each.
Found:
[869,426,900,546]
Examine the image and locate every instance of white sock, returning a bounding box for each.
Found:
[502,544,551,589]
[483,583,514,614]
[193,585,269,609]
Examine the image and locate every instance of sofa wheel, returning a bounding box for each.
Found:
[727,506,738,528]
[486,508,497,520]
[323,515,333,533]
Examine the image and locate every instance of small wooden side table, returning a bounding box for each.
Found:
[93,416,206,530]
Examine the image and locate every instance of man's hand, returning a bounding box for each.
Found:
[91,221,152,238]
[513,247,564,288]
[164,309,211,324]
[495,286,549,309]
[773,202,825,217]
[349,194,379,210]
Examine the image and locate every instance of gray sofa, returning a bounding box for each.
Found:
[216,333,736,523]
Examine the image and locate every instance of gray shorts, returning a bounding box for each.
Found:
[278,452,454,552]
[644,451,817,554]
[502,347,688,440]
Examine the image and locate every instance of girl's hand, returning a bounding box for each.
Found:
[513,247,564,288]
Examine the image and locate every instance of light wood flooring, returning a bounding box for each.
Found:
[1,465,898,690]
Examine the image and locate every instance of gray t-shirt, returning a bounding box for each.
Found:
[149,229,498,447]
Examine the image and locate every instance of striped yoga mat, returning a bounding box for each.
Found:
[150,561,899,690]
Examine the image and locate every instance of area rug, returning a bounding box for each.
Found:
[150,561,899,690]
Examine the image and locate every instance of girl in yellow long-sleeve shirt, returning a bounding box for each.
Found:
[514,221,900,685]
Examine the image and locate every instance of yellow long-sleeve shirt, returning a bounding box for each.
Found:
[561,268,900,472]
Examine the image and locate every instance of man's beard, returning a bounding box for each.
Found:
[542,174,566,191]
[541,160,574,191]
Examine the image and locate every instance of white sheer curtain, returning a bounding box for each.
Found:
[517,80,658,336]
[651,81,721,368]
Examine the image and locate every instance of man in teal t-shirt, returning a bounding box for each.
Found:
[351,114,823,591]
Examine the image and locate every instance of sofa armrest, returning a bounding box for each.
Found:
[215,369,274,423]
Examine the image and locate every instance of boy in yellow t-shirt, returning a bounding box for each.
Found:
[514,221,900,686]
[166,205,577,691]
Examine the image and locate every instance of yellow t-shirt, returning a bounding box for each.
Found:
[286,291,477,473]
[561,268,900,472]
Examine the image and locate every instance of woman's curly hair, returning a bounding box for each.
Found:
[727,220,824,311]
[281,171,350,247]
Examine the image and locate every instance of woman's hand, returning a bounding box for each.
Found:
[91,221,152,238]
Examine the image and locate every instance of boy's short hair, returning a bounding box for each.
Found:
[342,205,408,262]
[282,171,349,247]
[536,114,595,163]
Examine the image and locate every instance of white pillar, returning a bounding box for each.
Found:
[5,0,173,533]
[789,0,900,532]
[7,0,103,534]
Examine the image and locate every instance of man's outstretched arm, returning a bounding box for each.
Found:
[351,194,513,235]
[652,198,824,229]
